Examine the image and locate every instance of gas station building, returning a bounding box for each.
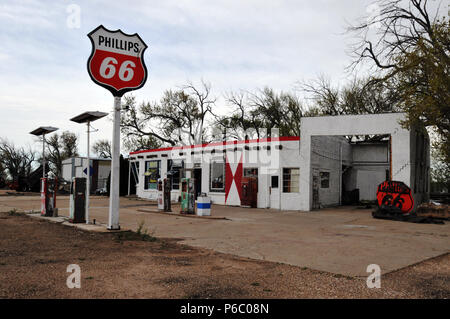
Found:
[129,113,430,211]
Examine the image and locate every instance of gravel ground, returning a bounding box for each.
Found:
[0,212,448,299]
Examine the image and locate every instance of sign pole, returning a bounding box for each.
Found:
[86,121,90,224]
[42,133,46,178]
[87,25,148,231]
[108,96,121,230]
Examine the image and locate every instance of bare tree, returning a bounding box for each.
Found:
[298,76,400,115]
[92,139,112,158]
[122,136,161,153]
[297,76,400,141]
[215,87,307,139]
[213,91,263,141]
[121,81,216,147]
[348,0,449,163]
[298,76,343,115]
[0,138,36,190]
[181,81,216,144]
[348,0,445,71]
[0,161,6,188]
[42,131,79,178]
[248,87,304,137]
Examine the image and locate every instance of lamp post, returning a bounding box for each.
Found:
[70,111,108,224]
[29,126,59,178]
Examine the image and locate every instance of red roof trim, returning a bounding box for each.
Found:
[129,136,300,155]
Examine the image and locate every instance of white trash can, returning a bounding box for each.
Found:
[196,196,211,216]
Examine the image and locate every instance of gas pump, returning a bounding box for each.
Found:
[69,177,86,223]
[40,177,58,217]
[163,177,172,212]
[158,178,172,212]
[157,178,164,210]
[180,177,195,214]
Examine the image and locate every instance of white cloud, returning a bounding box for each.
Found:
[0,0,63,29]
[1,0,384,154]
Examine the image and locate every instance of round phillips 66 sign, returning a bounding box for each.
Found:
[87,25,148,97]
[376,180,414,214]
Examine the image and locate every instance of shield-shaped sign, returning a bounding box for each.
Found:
[376,180,414,214]
[87,25,148,97]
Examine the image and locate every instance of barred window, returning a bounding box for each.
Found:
[283,168,299,193]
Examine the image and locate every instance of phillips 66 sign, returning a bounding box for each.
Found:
[376,180,414,214]
[87,25,148,97]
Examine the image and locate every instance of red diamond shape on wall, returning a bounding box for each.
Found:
[225,154,243,204]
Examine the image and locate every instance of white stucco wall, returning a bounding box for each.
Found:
[132,113,429,212]
[61,157,111,182]
[131,138,302,209]
[408,128,431,205]
[279,140,302,210]
[61,160,73,181]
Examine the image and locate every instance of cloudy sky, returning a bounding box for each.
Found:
[0,0,380,155]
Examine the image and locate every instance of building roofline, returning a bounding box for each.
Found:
[301,112,405,119]
[62,156,111,162]
[129,136,300,155]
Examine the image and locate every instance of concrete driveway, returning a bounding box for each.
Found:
[1,195,449,276]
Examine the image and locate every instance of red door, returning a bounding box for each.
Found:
[241,177,258,208]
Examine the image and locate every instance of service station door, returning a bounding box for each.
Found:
[270,175,280,209]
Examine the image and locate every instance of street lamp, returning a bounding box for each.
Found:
[29,126,59,179]
[70,111,108,225]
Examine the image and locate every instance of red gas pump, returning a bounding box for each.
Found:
[40,177,58,217]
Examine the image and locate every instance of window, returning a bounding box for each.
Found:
[130,161,140,187]
[144,160,160,190]
[210,161,225,192]
[320,172,330,188]
[244,168,258,177]
[271,176,279,188]
[283,168,299,193]
[168,159,183,190]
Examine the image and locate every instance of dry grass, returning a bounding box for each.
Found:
[0,212,448,299]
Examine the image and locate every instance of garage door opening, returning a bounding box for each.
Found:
[310,134,391,210]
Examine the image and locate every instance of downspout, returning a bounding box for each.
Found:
[127,157,131,196]
[339,142,342,206]
[389,135,392,181]
[279,169,282,211]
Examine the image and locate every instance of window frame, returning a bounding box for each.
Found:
[244,167,258,177]
[271,175,279,189]
[319,171,330,189]
[144,160,161,190]
[210,159,225,192]
[168,159,184,190]
[282,168,300,193]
